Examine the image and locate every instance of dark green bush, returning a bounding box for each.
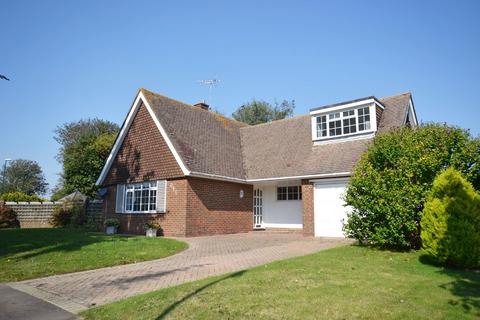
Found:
[50,201,86,227]
[421,168,480,269]
[0,207,20,228]
[1,192,46,202]
[344,124,480,250]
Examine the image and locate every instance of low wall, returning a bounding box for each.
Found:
[1,200,103,228]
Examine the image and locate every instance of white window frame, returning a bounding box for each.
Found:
[311,103,377,141]
[276,186,302,201]
[124,181,158,214]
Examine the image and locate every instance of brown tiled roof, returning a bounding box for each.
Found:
[141,88,248,179]
[141,88,411,180]
[240,92,411,179]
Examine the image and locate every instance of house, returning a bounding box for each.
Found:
[96,88,418,237]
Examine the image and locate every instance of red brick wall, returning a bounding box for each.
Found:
[186,177,253,236]
[100,102,254,237]
[302,179,314,236]
[103,103,184,186]
[103,179,188,237]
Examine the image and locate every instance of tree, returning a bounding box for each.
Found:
[0,159,48,196]
[232,99,295,125]
[421,168,480,269]
[343,124,480,250]
[54,118,119,198]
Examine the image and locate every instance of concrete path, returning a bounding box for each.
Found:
[7,233,351,314]
[0,284,75,320]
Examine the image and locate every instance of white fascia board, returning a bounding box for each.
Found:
[189,171,248,184]
[191,171,352,184]
[140,91,190,176]
[247,172,351,183]
[310,177,350,184]
[96,91,190,186]
[408,97,419,127]
[310,98,377,116]
[96,93,143,186]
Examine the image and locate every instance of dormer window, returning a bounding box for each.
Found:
[310,97,384,143]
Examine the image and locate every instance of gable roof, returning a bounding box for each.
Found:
[97,89,414,185]
[141,89,247,180]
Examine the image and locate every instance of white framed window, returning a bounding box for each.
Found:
[277,186,302,201]
[313,104,374,140]
[316,115,327,137]
[125,182,157,213]
[358,106,371,131]
[124,182,158,213]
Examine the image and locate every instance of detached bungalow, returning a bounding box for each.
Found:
[97,88,417,237]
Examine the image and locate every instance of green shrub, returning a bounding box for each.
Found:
[104,218,120,228]
[1,192,46,202]
[421,168,480,269]
[0,207,20,228]
[344,124,480,250]
[50,201,86,227]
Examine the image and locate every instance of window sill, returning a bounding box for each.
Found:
[118,211,167,215]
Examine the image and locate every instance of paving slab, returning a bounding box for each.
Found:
[8,233,352,314]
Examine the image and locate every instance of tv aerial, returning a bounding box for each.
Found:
[197,78,220,107]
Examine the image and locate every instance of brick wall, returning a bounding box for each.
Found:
[186,177,253,236]
[104,177,254,237]
[100,102,254,237]
[103,103,184,186]
[301,179,314,236]
[103,179,188,237]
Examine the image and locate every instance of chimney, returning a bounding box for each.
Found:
[194,101,209,111]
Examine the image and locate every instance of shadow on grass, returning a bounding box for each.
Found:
[0,228,122,260]
[155,270,246,319]
[419,254,480,316]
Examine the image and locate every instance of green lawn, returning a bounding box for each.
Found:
[0,228,187,282]
[82,245,480,320]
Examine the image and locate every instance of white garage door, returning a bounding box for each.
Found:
[314,180,349,237]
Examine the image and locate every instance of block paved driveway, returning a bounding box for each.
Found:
[8,232,351,314]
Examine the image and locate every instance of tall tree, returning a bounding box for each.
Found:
[232,99,295,125]
[54,118,119,198]
[0,159,48,196]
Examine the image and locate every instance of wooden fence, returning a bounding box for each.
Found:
[1,200,103,228]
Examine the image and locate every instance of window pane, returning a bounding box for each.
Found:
[329,120,342,136]
[133,189,141,211]
[343,117,356,134]
[277,187,287,200]
[288,186,299,200]
[126,191,133,211]
[149,189,157,211]
[141,189,149,211]
[358,107,371,132]
[316,116,327,137]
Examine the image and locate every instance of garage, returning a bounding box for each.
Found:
[314,179,349,237]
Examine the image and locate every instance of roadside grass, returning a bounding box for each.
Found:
[0,228,187,282]
[82,245,480,320]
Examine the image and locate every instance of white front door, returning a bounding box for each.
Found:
[314,180,348,237]
[253,188,263,229]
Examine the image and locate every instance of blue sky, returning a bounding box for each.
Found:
[1,0,479,194]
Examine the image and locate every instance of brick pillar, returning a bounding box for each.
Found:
[302,179,314,237]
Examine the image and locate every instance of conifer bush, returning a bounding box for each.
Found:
[421,168,480,269]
